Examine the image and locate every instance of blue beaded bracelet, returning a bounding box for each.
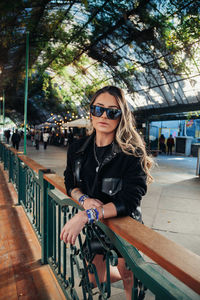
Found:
[86,208,99,224]
[78,194,89,206]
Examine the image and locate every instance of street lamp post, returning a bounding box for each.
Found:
[0,91,5,141]
[3,90,5,126]
[0,95,2,140]
[0,96,1,121]
[24,31,29,155]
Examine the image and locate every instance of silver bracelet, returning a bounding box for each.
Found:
[101,206,105,219]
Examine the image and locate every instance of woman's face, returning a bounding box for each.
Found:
[91,92,121,136]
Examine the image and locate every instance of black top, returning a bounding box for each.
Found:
[95,143,113,164]
[64,134,147,219]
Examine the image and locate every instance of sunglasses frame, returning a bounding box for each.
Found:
[90,105,122,120]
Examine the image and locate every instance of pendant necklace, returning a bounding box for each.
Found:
[93,139,114,173]
[94,140,100,172]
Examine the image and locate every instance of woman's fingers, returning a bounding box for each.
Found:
[63,231,69,244]
[94,201,102,207]
[95,199,103,205]
[71,235,76,245]
[60,227,65,240]
[83,198,103,209]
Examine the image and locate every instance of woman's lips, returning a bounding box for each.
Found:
[98,122,108,125]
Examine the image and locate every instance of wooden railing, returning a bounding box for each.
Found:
[0,141,200,300]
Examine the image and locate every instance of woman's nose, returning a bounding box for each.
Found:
[101,110,107,118]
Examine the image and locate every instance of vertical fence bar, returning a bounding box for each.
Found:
[10,152,14,183]
[39,169,54,264]
[35,182,38,230]
[17,157,21,205]
[53,202,57,264]
[62,210,67,281]
[18,161,26,206]
[39,169,49,264]
[58,206,61,275]
[47,191,54,260]
[0,143,2,161]
[38,183,41,235]
[8,149,12,182]
[3,146,7,170]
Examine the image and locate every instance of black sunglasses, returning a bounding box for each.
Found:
[90,105,122,120]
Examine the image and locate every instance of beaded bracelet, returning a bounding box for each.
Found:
[86,208,99,224]
[78,194,89,206]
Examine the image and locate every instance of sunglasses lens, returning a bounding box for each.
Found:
[107,109,121,120]
[95,106,104,117]
[90,105,103,117]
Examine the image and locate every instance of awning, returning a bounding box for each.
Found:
[62,118,91,128]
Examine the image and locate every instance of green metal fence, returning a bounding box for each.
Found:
[0,141,199,300]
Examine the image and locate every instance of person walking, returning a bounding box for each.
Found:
[5,130,11,143]
[60,86,153,300]
[34,131,40,150]
[11,129,21,150]
[167,134,174,155]
[159,134,166,154]
[42,130,49,150]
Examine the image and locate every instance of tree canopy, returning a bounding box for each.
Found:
[0,0,200,124]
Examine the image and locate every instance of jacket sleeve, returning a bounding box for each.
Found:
[64,144,76,197]
[113,156,147,217]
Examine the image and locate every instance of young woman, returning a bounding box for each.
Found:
[60,86,153,299]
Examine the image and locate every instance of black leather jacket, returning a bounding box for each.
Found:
[64,134,147,221]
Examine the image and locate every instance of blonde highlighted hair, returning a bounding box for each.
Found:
[89,85,154,183]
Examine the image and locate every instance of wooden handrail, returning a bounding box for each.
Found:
[9,147,19,155]
[18,155,47,174]
[43,173,200,295]
[6,141,199,296]
[44,173,66,195]
[3,144,45,174]
[104,217,200,295]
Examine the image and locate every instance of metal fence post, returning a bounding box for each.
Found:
[39,169,54,264]
[17,157,26,205]
[8,148,12,182]
[0,142,3,161]
[3,144,6,170]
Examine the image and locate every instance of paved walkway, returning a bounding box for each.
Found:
[16,141,200,257]
[0,164,66,300]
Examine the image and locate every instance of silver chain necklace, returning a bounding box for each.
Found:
[93,140,100,172]
[93,139,113,173]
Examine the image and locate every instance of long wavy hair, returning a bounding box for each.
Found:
[89,85,154,183]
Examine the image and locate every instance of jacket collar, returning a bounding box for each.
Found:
[75,133,95,154]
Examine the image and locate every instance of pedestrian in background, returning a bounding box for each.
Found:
[34,131,40,150]
[4,130,11,144]
[43,130,49,150]
[11,129,21,150]
[159,134,166,154]
[167,134,174,155]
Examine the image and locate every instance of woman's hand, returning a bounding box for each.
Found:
[83,198,103,210]
[60,211,88,245]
